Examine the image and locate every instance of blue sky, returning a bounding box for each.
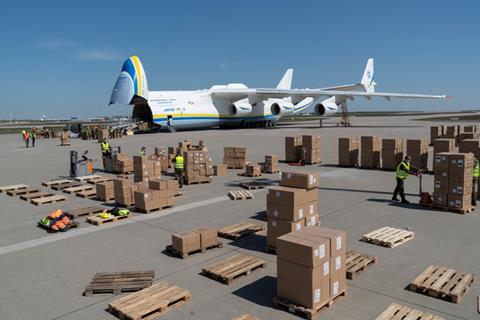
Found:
[1,1,479,119]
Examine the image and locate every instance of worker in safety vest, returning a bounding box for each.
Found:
[100,138,111,157]
[472,158,479,206]
[139,146,146,156]
[172,150,185,188]
[22,130,30,148]
[30,129,37,148]
[392,155,419,204]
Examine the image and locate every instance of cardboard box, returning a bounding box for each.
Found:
[277,232,330,268]
[172,231,201,253]
[330,265,347,298]
[434,170,449,194]
[245,164,261,176]
[267,186,318,207]
[213,164,228,176]
[277,259,330,309]
[434,153,450,171]
[267,218,305,247]
[432,193,448,207]
[196,227,218,248]
[449,153,474,171]
[430,126,444,145]
[302,135,321,149]
[96,181,114,201]
[280,171,319,190]
[305,214,320,227]
[267,201,317,222]
[447,194,472,210]
[434,139,455,153]
[302,226,347,257]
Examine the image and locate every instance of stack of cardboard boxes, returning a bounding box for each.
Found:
[60,132,70,146]
[276,226,346,309]
[338,138,359,167]
[171,227,218,254]
[459,139,480,159]
[133,155,162,183]
[433,152,473,212]
[114,179,149,207]
[303,135,321,165]
[285,136,321,164]
[360,136,381,168]
[96,181,114,201]
[381,138,404,170]
[152,147,170,173]
[433,139,455,172]
[445,126,458,145]
[260,155,279,173]
[460,132,479,141]
[430,126,444,146]
[213,164,228,176]
[223,147,247,169]
[98,129,109,141]
[285,136,303,162]
[244,164,262,177]
[266,172,320,250]
[105,153,134,174]
[406,139,429,170]
[134,179,178,212]
[184,150,213,184]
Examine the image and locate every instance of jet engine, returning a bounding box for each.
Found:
[312,98,338,117]
[228,101,253,116]
[268,99,294,116]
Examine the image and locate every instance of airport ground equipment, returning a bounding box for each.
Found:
[69,150,93,177]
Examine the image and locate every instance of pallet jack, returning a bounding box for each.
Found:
[418,169,432,206]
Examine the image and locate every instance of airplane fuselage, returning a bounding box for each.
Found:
[146,90,282,129]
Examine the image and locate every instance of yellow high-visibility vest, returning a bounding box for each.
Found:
[175,156,184,169]
[396,161,410,179]
[474,160,480,178]
[100,141,110,153]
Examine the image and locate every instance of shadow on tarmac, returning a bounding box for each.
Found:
[232,275,276,308]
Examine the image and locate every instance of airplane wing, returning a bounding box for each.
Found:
[210,88,447,103]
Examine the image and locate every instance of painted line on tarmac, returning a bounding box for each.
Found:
[0,192,261,256]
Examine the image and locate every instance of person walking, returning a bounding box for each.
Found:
[22,130,30,148]
[172,150,185,188]
[472,158,479,206]
[392,155,419,204]
[30,129,37,148]
[138,146,147,156]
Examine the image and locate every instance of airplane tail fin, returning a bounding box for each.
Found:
[276,69,293,89]
[360,58,375,93]
[109,55,149,105]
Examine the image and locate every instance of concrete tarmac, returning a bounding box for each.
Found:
[0,114,478,320]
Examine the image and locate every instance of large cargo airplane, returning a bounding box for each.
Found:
[109,56,446,130]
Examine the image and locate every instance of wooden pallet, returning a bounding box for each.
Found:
[228,190,253,200]
[7,187,40,196]
[361,226,414,248]
[375,303,445,320]
[63,185,94,194]
[237,172,262,177]
[42,179,71,187]
[64,206,105,218]
[76,189,97,198]
[20,191,54,201]
[107,281,191,320]
[86,213,130,225]
[273,290,347,320]
[409,265,475,303]
[0,184,28,193]
[51,182,81,191]
[218,222,265,240]
[346,251,377,280]
[87,177,113,184]
[31,195,67,206]
[83,270,155,296]
[165,242,223,259]
[202,254,266,285]
[432,205,475,214]
[233,314,260,320]
[239,181,265,190]
[137,204,174,213]
[75,174,103,182]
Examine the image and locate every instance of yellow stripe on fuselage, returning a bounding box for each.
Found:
[152,113,273,119]
[131,56,142,96]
